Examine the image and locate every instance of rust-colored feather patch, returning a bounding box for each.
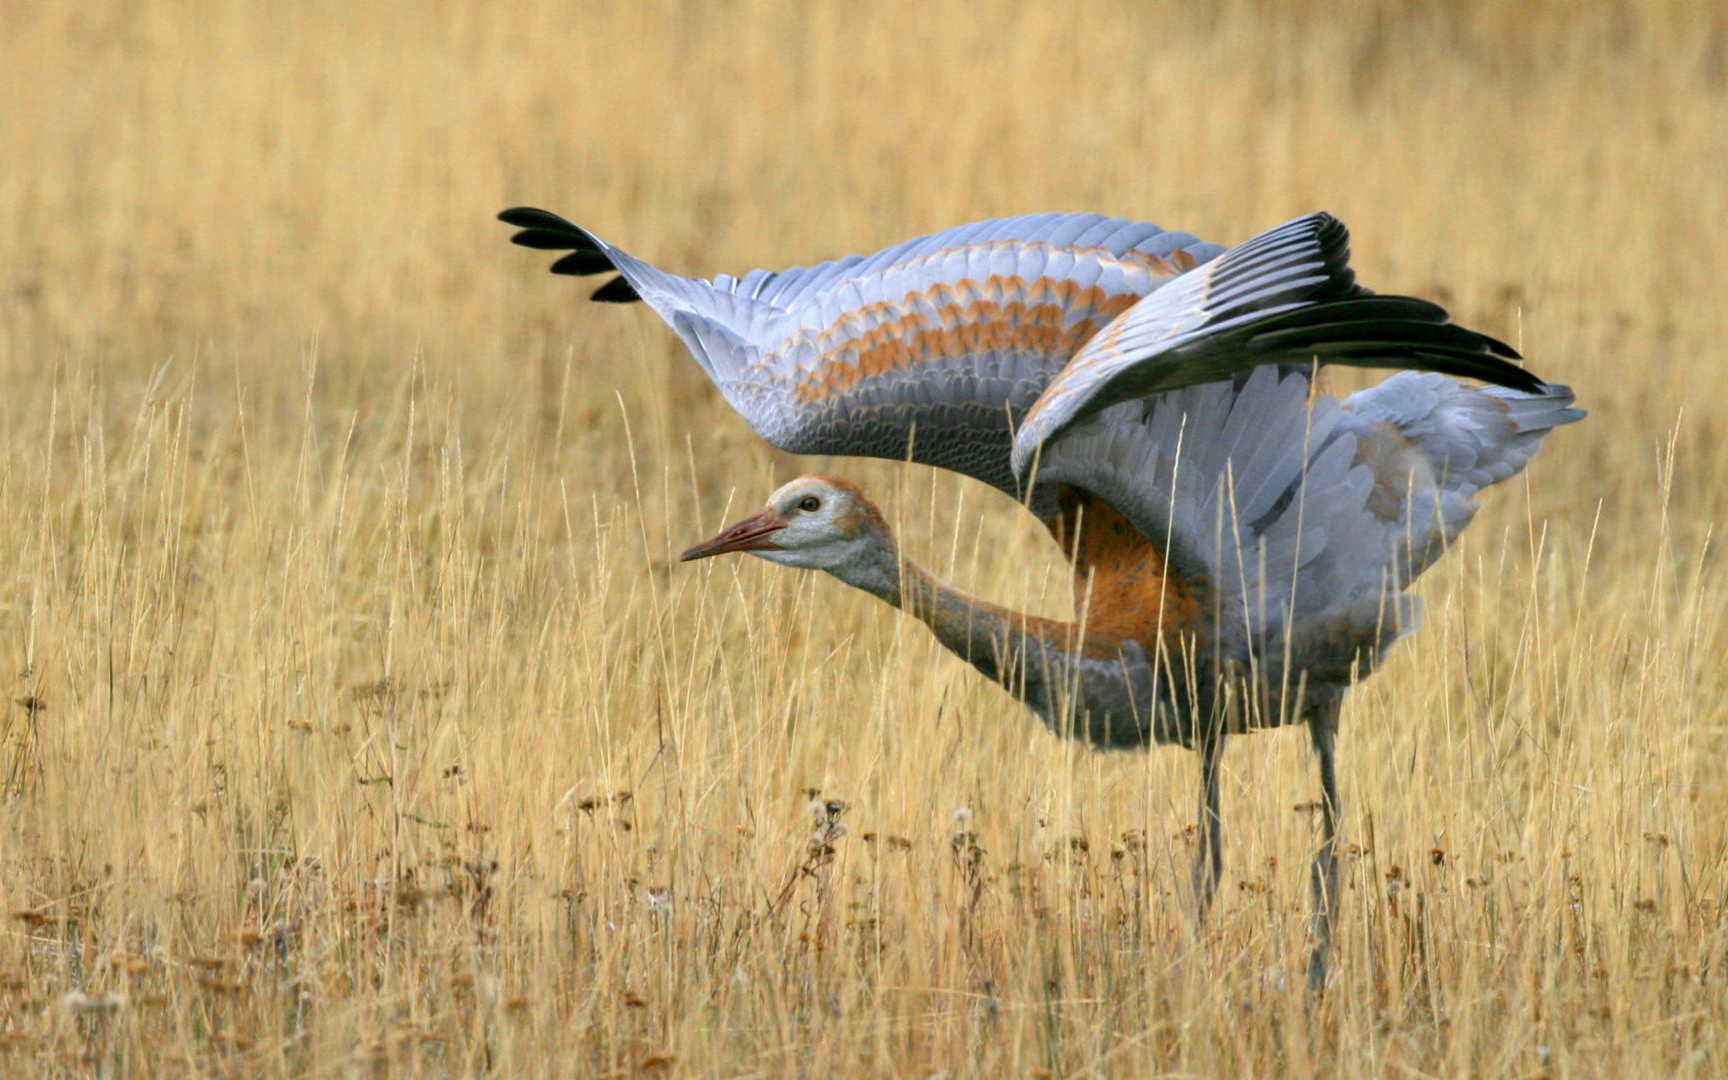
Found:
[784,274,1144,405]
[1352,421,1433,521]
[1050,488,1206,647]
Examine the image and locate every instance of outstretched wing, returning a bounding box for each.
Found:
[1009,213,1543,478]
[501,207,1223,495]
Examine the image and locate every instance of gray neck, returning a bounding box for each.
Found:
[825,534,906,607]
[820,532,963,627]
[823,531,1186,750]
[824,533,1022,677]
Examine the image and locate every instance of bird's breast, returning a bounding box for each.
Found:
[1054,491,1207,649]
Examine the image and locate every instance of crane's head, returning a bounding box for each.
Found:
[678,475,892,576]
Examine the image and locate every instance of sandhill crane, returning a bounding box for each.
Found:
[501,207,1582,985]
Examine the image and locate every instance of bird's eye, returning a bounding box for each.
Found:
[797,495,821,513]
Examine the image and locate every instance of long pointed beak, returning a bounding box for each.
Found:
[678,509,787,562]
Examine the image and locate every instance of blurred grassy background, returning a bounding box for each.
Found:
[1,0,1724,1074]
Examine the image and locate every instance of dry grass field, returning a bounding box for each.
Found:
[2,0,1726,1074]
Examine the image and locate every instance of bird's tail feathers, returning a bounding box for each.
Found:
[1483,381,1586,434]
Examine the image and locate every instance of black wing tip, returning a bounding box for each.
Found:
[1414,347,1544,393]
[1497,367,1549,394]
[499,206,638,300]
[1437,355,1546,394]
[1280,210,1349,255]
[1235,211,1348,258]
[549,250,613,276]
[589,276,640,303]
[1226,211,1357,300]
[498,206,604,252]
[1374,346,1546,394]
[498,206,572,230]
[1308,210,1348,248]
[1311,212,1353,293]
[1243,294,1544,393]
[510,228,588,251]
[1480,331,1521,361]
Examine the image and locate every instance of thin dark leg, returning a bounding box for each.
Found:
[1193,732,1227,921]
[1306,695,1343,991]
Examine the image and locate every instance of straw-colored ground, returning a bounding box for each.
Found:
[2,1,1724,1074]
